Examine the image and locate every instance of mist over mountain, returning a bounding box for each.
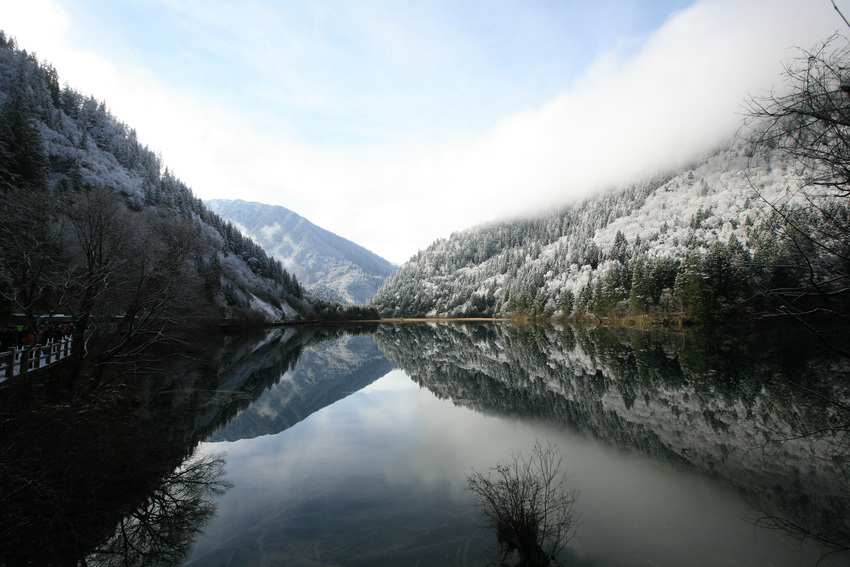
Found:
[369,132,845,324]
[206,199,396,305]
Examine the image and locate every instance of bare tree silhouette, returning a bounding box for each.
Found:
[745,34,850,350]
[83,450,231,567]
[467,441,579,567]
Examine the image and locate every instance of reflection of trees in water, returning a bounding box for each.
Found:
[745,383,850,559]
[748,485,850,562]
[0,326,314,566]
[371,321,850,560]
[84,451,231,567]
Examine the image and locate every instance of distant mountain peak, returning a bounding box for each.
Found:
[206,199,396,304]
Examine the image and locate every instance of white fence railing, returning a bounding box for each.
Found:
[0,337,73,381]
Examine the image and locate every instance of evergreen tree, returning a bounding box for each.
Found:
[593,262,631,316]
[629,259,652,313]
[559,289,575,317]
[0,62,49,193]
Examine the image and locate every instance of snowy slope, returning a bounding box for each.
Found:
[370,135,811,319]
[0,38,313,324]
[207,199,396,304]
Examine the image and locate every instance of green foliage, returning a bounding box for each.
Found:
[674,239,751,322]
[629,260,652,313]
[309,297,380,320]
[558,289,574,316]
[592,262,631,316]
[576,279,594,314]
[674,254,713,322]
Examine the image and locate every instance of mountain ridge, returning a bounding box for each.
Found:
[206,198,396,305]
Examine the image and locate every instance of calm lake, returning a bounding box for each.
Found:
[184,322,848,567]
[2,322,848,566]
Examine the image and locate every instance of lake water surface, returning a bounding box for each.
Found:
[180,323,850,567]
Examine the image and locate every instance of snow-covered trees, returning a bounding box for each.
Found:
[371,36,850,326]
[205,199,396,305]
[369,158,764,322]
[673,239,751,322]
[369,119,844,324]
[0,32,315,385]
[0,35,50,194]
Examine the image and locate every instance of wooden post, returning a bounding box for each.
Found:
[2,350,12,379]
[18,348,28,378]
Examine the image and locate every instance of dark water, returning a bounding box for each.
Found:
[2,323,848,566]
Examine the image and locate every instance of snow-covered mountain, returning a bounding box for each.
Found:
[369,134,825,322]
[0,33,317,326]
[206,199,396,305]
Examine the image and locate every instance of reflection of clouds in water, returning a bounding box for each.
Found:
[412,407,541,492]
[251,372,299,419]
[192,370,829,567]
[351,371,549,494]
[359,369,416,393]
[190,325,850,566]
[204,369,767,567]
[201,369,545,508]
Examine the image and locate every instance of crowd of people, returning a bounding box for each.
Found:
[0,323,74,352]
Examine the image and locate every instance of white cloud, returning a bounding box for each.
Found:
[258,222,283,242]
[292,0,839,262]
[0,0,843,264]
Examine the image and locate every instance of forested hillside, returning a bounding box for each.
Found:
[370,138,781,321]
[371,36,850,329]
[372,129,848,324]
[0,33,318,384]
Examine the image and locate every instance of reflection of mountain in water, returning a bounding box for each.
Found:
[0,325,314,566]
[163,326,314,440]
[372,322,850,550]
[209,334,395,442]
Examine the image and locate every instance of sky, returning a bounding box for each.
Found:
[0,0,845,263]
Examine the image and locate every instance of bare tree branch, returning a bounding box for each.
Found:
[467,441,580,567]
